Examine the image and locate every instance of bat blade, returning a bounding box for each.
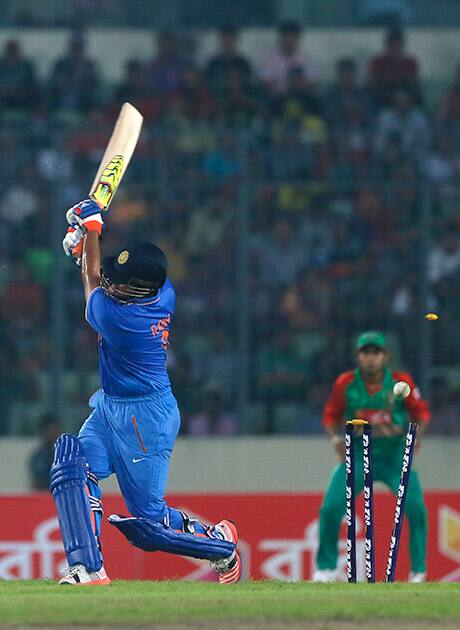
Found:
[89,102,143,210]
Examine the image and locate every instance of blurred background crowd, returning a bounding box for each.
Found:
[1,16,460,443]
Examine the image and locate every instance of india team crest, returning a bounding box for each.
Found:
[118,250,129,265]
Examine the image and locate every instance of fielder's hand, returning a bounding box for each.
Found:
[331,434,346,461]
[66,198,104,235]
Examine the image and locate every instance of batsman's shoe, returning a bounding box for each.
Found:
[59,564,111,586]
[408,571,426,583]
[210,520,241,584]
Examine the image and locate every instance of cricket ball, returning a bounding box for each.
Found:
[393,381,411,399]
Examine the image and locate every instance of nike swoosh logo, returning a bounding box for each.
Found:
[132,457,145,463]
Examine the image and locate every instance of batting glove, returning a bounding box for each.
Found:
[63,225,84,266]
[66,198,104,235]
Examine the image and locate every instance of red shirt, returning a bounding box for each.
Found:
[323,369,431,427]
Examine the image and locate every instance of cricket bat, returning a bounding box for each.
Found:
[89,102,143,211]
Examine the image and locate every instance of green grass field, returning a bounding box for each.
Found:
[0,581,459,628]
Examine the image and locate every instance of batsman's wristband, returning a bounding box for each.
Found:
[81,214,103,235]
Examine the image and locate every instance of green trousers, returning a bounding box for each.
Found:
[316,449,427,573]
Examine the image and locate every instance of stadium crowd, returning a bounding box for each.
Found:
[1,24,460,437]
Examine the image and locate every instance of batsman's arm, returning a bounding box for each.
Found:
[65,197,104,301]
[81,231,101,302]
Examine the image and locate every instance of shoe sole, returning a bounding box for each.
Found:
[215,520,241,584]
[219,551,242,584]
[59,577,111,586]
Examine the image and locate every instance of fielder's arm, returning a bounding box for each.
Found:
[394,371,431,450]
[325,425,346,460]
[81,231,101,302]
[322,373,353,461]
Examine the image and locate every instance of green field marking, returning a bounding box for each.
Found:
[0,581,459,625]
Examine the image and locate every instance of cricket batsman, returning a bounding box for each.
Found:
[51,198,241,585]
[314,331,430,582]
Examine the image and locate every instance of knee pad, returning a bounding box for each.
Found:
[108,514,235,561]
[50,433,103,572]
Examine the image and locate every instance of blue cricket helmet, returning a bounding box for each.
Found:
[102,242,168,302]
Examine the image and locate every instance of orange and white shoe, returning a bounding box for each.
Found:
[59,564,111,586]
[210,520,242,584]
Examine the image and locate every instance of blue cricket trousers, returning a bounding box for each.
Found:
[78,387,180,521]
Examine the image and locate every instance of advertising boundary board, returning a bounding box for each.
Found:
[0,491,458,582]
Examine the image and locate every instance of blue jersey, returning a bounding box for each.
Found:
[85,280,175,397]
